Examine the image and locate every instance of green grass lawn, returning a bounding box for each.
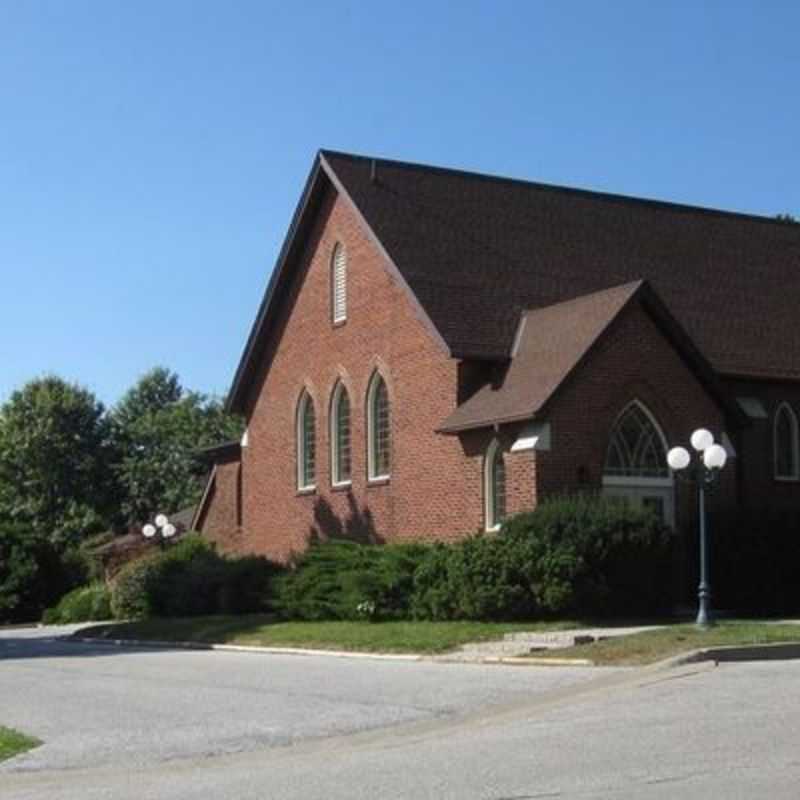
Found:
[533,621,800,666]
[0,726,40,762]
[76,616,580,654]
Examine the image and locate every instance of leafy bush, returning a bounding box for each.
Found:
[216,555,282,614]
[110,534,281,619]
[274,497,671,623]
[501,495,673,617]
[0,522,90,623]
[275,540,430,621]
[411,537,536,621]
[110,553,161,619]
[42,582,112,624]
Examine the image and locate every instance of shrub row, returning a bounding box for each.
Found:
[110,535,280,619]
[43,497,674,624]
[277,496,674,621]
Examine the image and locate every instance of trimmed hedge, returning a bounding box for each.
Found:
[42,582,112,624]
[274,540,429,621]
[277,496,674,622]
[110,535,281,619]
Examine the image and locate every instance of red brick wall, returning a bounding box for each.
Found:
[535,300,735,525]
[196,458,245,552]
[723,378,800,511]
[210,188,533,562]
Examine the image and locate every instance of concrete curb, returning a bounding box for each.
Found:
[653,641,800,670]
[66,636,424,662]
[64,635,800,669]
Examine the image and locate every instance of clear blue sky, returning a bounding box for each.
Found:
[2,1,798,407]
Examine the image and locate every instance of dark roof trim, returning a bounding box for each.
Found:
[191,466,216,531]
[634,284,748,429]
[197,440,241,462]
[319,149,794,229]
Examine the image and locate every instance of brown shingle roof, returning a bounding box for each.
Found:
[322,151,800,380]
[438,282,644,432]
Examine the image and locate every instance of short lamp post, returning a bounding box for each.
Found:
[142,513,177,548]
[666,429,728,627]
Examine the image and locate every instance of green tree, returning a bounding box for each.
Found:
[0,376,115,546]
[111,368,242,523]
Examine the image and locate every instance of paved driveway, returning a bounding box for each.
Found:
[5,626,800,800]
[0,625,614,774]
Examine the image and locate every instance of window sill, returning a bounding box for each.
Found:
[331,481,352,493]
[367,476,391,488]
[774,475,800,483]
[332,318,347,329]
[296,486,317,497]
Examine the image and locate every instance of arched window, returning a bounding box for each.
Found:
[484,439,506,532]
[604,401,669,479]
[331,243,347,324]
[774,402,799,480]
[296,391,316,490]
[367,372,391,480]
[330,382,352,485]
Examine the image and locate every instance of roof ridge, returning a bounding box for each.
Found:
[320,148,798,229]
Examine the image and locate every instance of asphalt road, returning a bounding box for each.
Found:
[3,626,800,799]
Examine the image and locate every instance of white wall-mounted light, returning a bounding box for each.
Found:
[155,513,168,528]
[142,524,156,538]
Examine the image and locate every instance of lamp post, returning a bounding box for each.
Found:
[141,513,177,548]
[666,428,728,627]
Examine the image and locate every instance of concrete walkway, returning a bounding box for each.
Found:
[436,624,662,661]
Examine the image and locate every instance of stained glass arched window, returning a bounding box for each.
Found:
[604,402,668,479]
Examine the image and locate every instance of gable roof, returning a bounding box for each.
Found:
[438,281,643,432]
[438,280,739,433]
[227,150,800,413]
[322,150,800,380]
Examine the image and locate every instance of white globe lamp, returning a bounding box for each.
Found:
[667,446,691,471]
[154,514,168,529]
[703,443,728,470]
[690,428,714,452]
[142,524,156,538]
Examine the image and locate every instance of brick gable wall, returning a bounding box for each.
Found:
[534,300,736,520]
[202,188,535,562]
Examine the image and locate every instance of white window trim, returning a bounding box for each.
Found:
[484,438,503,532]
[366,372,391,481]
[331,243,347,324]
[774,402,800,482]
[296,392,316,491]
[330,382,352,488]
